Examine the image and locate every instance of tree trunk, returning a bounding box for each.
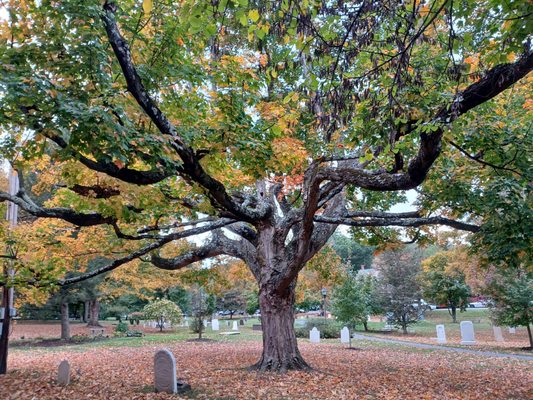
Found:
[527,324,533,349]
[402,314,408,334]
[451,305,457,323]
[60,302,70,340]
[83,301,89,323]
[250,283,310,372]
[87,299,101,327]
[197,317,203,339]
[363,321,368,332]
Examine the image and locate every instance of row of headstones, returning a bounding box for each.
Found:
[308,327,351,344]
[307,323,518,345]
[57,349,191,394]
[437,321,517,344]
[210,319,242,331]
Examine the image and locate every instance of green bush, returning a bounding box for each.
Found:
[189,318,204,334]
[126,330,143,337]
[294,319,342,339]
[115,321,129,335]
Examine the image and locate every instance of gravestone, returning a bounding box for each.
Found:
[508,327,516,334]
[436,325,446,344]
[460,321,475,345]
[211,319,220,331]
[340,327,350,344]
[252,324,262,331]
[203,319,208,328]
[239,319,245,325]
[232,321,239,331]
[57,360,70,386]
[383,323,393,332]
[309,327,320,343]
[184,320,189,327]
[227,321,230,327]
[493,326,504,342]
[154,349,177,394]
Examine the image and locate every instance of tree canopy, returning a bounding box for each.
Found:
[0,0,531,371]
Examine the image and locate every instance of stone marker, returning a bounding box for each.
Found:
[219,331,240,335]
[340,327,350,344]
[493,326,504,342]
[211,319,220,331]
[57,360,70,386]
[309,327,320,343]
[436,325,446,344]
[508,327,516,334]
[154,349,177,394]
[203,319,208,328]
[232,321,239,331]
[227,321,230,327]
[460,321,475,345]
[239,319,244,325]
[252,324,262,331]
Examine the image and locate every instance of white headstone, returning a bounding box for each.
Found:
[211,319,220,331]
[203,319,208,328]
[184,320,189,327]
[154,349,177,394]
[508,327,516,334]
[57,360,70,386]
[232,321,239,331]
[340,327,350,344]
[460,321,475,345]
[436,324,446,344]
[493,326,504,342]
[309,327,320,343]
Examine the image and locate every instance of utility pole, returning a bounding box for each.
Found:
[0,168,18,374]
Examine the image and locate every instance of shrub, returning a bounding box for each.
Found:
[189,318,204,334]
[115,321,129,335]
[126,330,143,337]
[294,319,342,339]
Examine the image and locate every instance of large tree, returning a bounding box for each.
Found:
[0,0,531,371]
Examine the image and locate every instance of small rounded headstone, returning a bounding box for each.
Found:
[57,360,70,386]
[154,349,177,394]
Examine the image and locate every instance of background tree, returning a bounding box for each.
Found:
[330,234,374,273]
[486,270,533,349]
[331,273,381,333]
[189,285,216,340]
[142,299,183,332]
[376,247,423,334]
[421,252,471,323]
[0,0,531,372]
[216,289,246,319]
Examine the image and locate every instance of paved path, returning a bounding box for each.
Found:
[352,333,533,361]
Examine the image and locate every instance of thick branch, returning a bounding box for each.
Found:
[102,2,269,222]
[60,218,236,285]
[0,191,114,227]
[318,52,533,191]
[313,215,480,233]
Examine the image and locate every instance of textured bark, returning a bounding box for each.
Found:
[60,302,70,340]
[251,283,310,372]
[87,299,101,327]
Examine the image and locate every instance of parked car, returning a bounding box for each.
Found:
[469,301,487,308]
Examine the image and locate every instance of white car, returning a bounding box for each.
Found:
[469,301,487,308]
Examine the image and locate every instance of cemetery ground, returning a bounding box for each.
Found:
[1,314,532,400]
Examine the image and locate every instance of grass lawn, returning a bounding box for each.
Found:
[358,308,532,354]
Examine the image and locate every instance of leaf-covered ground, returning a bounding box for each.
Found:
[2,323,532,399]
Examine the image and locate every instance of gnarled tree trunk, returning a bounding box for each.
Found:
[251,279,309,372]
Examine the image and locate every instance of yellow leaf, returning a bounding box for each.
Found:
[249,9,260,22]
[143,0,153,14]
